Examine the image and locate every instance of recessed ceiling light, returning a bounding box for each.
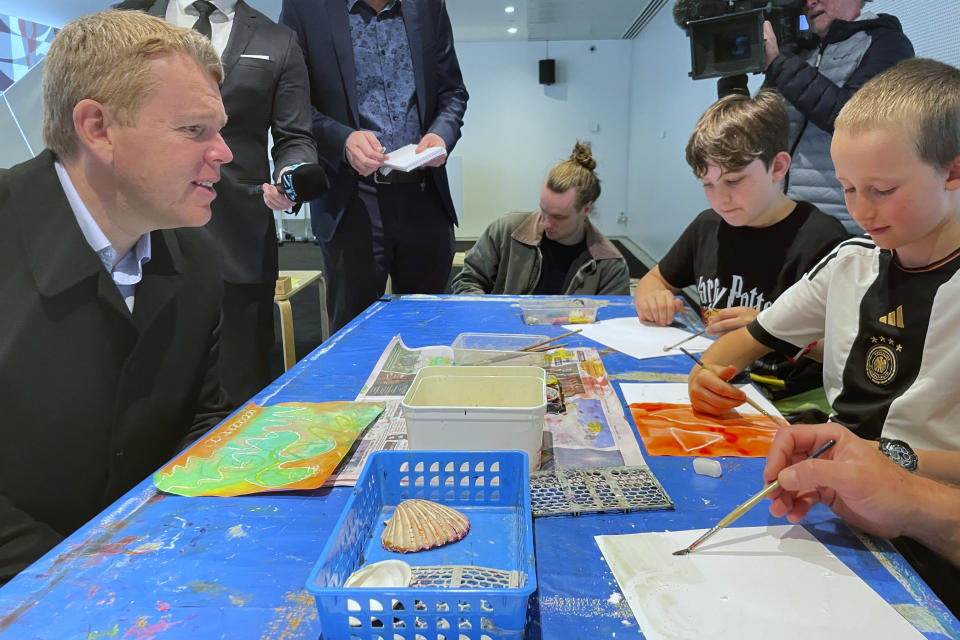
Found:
[504,6,515,13]
[507,26,518,34]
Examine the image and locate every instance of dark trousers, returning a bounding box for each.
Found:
[219,281,276,407]
[319,179,454,333]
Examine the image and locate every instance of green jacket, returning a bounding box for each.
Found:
[452,211,630,295]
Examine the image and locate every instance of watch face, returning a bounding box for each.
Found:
[880,438,918,471]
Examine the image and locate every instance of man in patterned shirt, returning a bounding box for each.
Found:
[281,0,468,332]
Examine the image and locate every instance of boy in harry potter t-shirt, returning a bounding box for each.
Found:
[634,90,849,393]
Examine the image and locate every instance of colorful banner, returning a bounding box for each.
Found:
[154,401,384,497]
[0,14,57,93]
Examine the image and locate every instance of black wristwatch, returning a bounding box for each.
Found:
[878,437,918,472]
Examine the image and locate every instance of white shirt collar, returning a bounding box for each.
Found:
[54,160,151,274]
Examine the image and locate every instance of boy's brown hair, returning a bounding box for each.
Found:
[686,89,789,178]
[835,58,960,170]
[43,10,222,160]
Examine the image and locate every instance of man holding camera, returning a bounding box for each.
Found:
[763,0,913,233]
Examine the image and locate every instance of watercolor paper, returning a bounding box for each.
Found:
[621,382,781,457]
[565,316,714,360]
[596,525,924,640]
[154,401,384,496]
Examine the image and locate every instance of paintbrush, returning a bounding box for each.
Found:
[521,328,583,352]
[677,347,781,426]
[672,439,836,556]
[662,327,709,352]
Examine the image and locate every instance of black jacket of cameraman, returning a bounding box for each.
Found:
[764,12,914,233]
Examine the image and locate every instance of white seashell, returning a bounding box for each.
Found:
[381,499,470,553]
[344,559,412,588]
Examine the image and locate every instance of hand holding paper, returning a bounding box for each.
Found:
[382,141,446,175]
[415,132,448,167]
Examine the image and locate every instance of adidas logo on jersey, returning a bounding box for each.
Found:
[879,305,904,329]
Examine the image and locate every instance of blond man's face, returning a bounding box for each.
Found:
[109,53,232,231]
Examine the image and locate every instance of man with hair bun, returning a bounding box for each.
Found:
[452,142,629,295]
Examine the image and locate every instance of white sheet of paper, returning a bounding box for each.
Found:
[382,143,445,174]
[619,381,781,420]
[566,316,714,360]
[596,525,924,640]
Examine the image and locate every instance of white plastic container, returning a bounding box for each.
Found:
[401,366,546,471]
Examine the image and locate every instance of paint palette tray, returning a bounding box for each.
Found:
[306,450,536,639]
[529,465,673,517]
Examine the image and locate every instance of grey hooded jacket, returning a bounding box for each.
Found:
[766,12,913,233]
[452,211,630,295]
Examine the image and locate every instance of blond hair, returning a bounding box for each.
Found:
[686,89,789,178]
[835,58,960,170]
[546,142,601,210]
[43,10,222,159]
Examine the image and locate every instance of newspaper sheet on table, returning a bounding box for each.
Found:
[324,335,645,486]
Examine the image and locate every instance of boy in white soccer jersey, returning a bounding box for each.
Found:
[688,58,960,473]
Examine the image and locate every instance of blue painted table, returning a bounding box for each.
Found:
[1,296,957,639]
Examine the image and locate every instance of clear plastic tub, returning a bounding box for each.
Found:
[451,332,549,366]
[402,366,546,471]
[451,333,548,351]
[519,300,600,325]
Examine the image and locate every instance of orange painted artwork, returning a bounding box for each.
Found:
[628,402,778,457]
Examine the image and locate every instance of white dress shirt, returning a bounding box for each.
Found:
[55,162,152,313]
[166,0,238,58]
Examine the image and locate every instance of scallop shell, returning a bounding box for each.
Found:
[344,559,412,588]
[381,499,470,553]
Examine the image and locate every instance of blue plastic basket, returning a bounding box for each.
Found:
[307,450,536,640]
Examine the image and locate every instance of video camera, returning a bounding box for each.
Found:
[674,0,812,80]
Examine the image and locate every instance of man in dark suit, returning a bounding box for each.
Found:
[0,11,232,585]
[280,0,468,332]
[117,0,318,405]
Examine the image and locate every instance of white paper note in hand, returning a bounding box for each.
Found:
[381,143,446,175]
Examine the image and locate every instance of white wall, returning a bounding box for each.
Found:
[869,0,960,67]
[623,5,718,261]
[454,40,632,238]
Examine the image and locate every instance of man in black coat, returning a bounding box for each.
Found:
[0,10,232,585]
[117,0,319,405]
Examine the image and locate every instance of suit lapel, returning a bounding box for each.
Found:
[400,0,426,129]
[131,230,185,335]
[147,0,168,18]
[220,0,255,80]
[328,0,359,125]
[11,151,133,322]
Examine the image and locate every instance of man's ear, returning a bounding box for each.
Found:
[72,99,116,164]
[580,201,594,216]
[945,155,960,192]
[769,151,792,182]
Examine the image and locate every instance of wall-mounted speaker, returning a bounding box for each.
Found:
[539,59,556,85]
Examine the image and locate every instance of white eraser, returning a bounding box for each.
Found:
[693,457,722,478]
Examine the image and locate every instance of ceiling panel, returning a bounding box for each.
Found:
[0,0,657,42]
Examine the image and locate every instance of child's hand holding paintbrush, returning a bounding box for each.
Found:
[680,327,783,421]
[679,348,782,425]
